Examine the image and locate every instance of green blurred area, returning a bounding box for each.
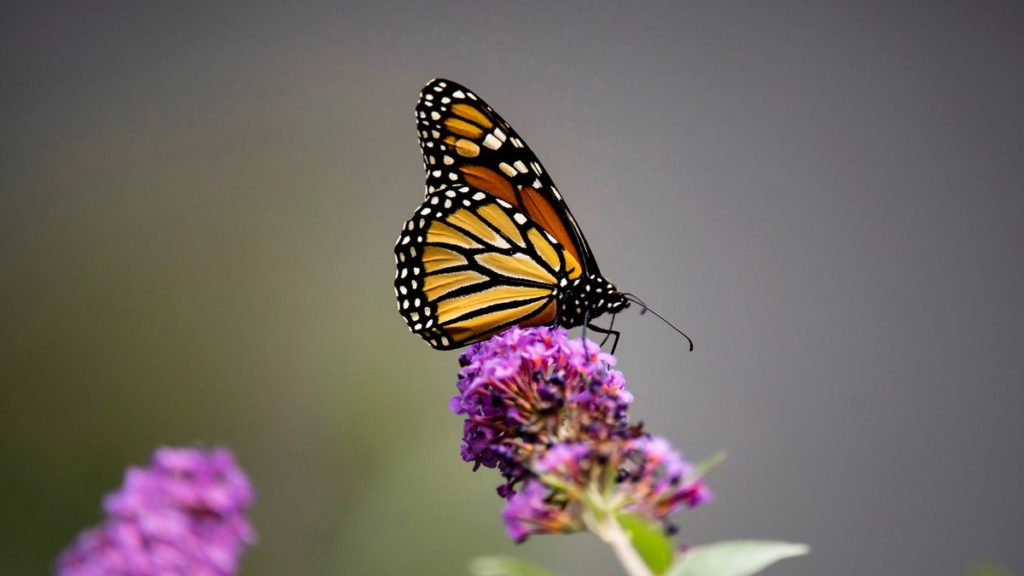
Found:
[0,5,657,573]
[0,66,536,576]
[971,565,1015,576]
[0,9,504,576]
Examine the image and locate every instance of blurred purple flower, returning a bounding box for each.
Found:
[56,447,255,576]
[501,479,580,543]
[620,435,714,517]
[450,326,711,542]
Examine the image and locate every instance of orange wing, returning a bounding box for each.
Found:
[394,185,582,350]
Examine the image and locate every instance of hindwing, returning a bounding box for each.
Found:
[394,184,583,349]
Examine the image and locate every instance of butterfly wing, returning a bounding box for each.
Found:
[414,78,601,277]
[395,184,583,349]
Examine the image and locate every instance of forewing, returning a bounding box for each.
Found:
[414,78,600,275]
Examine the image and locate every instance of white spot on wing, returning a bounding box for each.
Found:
[483,134,501,150]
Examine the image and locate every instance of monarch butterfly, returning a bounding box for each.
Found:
[395,79,686,351]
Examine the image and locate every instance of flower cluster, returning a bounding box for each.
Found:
[450,326,711,542]
[56,447,255,576]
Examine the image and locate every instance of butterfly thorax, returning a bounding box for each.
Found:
[557,274,630,328]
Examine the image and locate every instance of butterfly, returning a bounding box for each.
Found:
[394,79,632,350]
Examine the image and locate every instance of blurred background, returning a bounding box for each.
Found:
[2,2,1022,575]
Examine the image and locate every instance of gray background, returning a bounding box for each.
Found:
[2,2,1022,575]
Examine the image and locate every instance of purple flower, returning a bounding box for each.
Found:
[535,443,591,477]
[501,480,580,543]
[56,447,255,576]
[451,326,636,496]
[621,436,714,519]
[450,326,712,542]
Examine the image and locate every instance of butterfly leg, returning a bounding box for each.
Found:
[580,310,590,349]
[598,312,618,348]
[585,322,621,355]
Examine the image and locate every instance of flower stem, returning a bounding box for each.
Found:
[583,495,653,576]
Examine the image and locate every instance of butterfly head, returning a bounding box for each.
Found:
[558,274,630,329]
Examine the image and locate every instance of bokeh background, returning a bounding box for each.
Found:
[3,2,1022,575]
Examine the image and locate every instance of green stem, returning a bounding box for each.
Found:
[582,492,653,576]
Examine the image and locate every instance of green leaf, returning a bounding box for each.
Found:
[468,555,562,576]
[665,540,809,576]
[616,512,675,574]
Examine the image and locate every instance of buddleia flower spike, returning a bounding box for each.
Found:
[56,447,255,576]
[450,327,711,547]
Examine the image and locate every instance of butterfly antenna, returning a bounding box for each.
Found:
[622,293,694,351]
